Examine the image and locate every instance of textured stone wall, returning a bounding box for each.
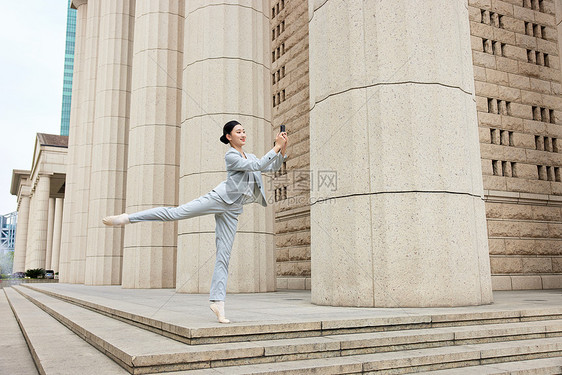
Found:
[50,0,560,292]
[469,0,562,289]
[271,0,561,291]
[270,0,312,290]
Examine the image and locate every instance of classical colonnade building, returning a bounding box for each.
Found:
[11,134,67,275]
[11,0,562,307]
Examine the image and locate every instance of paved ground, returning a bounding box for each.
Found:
[19,283,562,328]
[0,291,39,375]
[2,284,561,374]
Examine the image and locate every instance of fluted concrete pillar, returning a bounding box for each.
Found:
[26,175,51,270]
[85,0,134,285]
[59,0,88,283]
[122,0,183,288]
[13,189,31,273]
[177,0,275,294]
[45,198,56,270]
[51,198,64,272]
[70,0,101,284]
[24,187,36,271]
[309,0,493,307]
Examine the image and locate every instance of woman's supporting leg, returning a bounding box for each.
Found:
[209,210,240,323]
[209,210,240,302]
[209,301,229,324]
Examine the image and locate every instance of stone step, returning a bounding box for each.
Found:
[145,338,562,374]
[416,357,562,374]
[20,283,562,345]
[0,290,39,375]
[10,285,562,374]
[3,287,128,375]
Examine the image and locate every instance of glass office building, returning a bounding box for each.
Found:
[60,0,76,136]
[0,212,16,253]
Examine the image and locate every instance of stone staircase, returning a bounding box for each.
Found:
[3,284,562,375]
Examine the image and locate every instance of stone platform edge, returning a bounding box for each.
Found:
[20,284,562,345]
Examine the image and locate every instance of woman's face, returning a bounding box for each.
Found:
[227,124,246,147]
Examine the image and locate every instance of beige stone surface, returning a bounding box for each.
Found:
[311,193,493,307]
[511,275,543,289]
[542,274,562,288]
[24,185,36,272]
[309,0,492,306]
[177,1,275,296]
[491,275,512,290]
[85,0,134,286]
[0,292,39,375]
[45,198,55,270]
[14,136,68,275]
[27,175,50,270]
[10,283,562,375]
[50,198,64,272]
[39,0,562,294]
[70,0,101,284]
[309,1,475,105]
[471,0,562,290]
[122,0,183,289]
[13,191,31,273]
[4,288,129,375]
[58,0,85,282]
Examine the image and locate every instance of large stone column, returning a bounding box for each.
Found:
[51,198,64,272]
[122,0,183,288]
[24,187,36,271]
[13,189,31,273]
[70,0,101,284]
[26,175,51,269]
[177,0,275,294]
[85,0,134,285]
[309,0,493,307]
[45,198,56,270]
[59,0,87,283]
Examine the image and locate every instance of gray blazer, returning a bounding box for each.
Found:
[213,147,286,207]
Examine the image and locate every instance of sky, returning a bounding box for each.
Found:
[0,0,68,215]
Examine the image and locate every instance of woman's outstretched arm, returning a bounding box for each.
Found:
[225,148,279,171]
[225,133,287,172]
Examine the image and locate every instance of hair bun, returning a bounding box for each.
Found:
[221,120,240,144]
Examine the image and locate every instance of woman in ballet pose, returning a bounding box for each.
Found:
[103,120,288,323]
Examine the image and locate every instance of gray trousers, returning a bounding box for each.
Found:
[128,191,244,301]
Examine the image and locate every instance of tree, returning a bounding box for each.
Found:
[0,251,14,276]
[25,268,45,279]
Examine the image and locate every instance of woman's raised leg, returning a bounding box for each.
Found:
[103,192,226,225]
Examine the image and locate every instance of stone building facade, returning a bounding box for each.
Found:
[270,0,312,290]
[470,0,562,290]
[11,0,561,307]
[11,134,67,274]
[271,0,561,292]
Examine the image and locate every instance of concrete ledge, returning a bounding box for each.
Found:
[3,287,127,375]
[151,338,562,374]
[484,190,562,206]
[417,357,562,374]
[492,275,562,291]
[276,277,311,290]
[0,291,39,375]
[0,279,58,289]
[20,283,562,345]
[5,284,562,374]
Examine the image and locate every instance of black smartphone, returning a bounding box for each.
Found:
[280,124,286,133]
